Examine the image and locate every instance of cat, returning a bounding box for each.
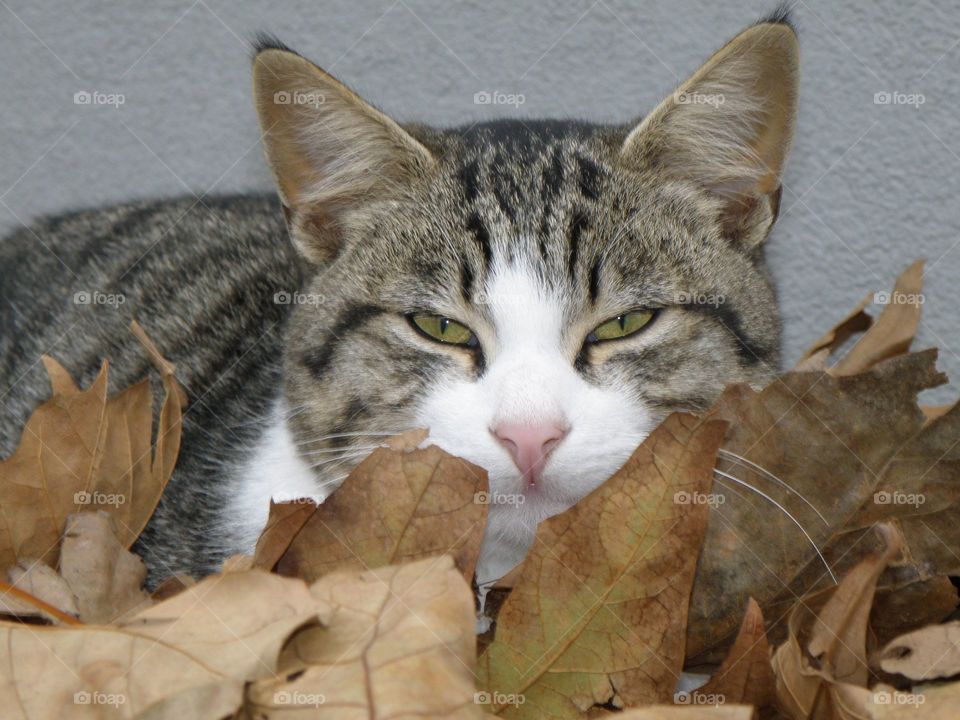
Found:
[0,8,798,588]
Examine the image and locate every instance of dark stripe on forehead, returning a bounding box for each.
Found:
[301,303,384,379]
[466,212,492,274]
[588,256,602,304]
[458,159,481,202]
[460,260,474,301]
[576,154,601,200]
[568,210,587,280]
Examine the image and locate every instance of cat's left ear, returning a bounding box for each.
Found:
[620,17,798,248]
[253,41,434,264]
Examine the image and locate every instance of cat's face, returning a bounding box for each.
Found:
[253,18,798,580]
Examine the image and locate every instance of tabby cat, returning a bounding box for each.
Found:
[0,10,798,587]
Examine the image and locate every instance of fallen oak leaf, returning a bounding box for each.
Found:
[274,441,489,583]
[245,555,483,719]
[693,597,775,708]
[795,293,873,371]
[252,499,317,571]
[478,414,727,716]
[878,621,960,681]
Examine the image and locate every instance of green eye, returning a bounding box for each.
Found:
[588,311,655,342]
[410,314,477,346]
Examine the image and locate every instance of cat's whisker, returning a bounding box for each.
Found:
[718,449,829,526]
[293,430,406,447]
[306,452,371,469]
[713,469,838,584]
[300,444,383,457]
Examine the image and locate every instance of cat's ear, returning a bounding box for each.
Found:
[253,42,434,263]
[620,17,798,249]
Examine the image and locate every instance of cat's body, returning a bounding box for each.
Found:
[0,12,799,586]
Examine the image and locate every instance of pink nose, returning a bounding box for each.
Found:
[491,421,569,485]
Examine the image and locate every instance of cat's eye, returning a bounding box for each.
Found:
[587,311,655,343]
[409,314,478,347]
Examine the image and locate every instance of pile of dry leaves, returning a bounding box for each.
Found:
[1,261,958,719]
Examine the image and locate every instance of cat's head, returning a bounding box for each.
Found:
[252,14,798,580]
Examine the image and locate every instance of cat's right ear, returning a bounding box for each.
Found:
[252,41,434,264]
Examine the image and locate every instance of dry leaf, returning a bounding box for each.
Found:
[58,511,152,623]
[870,576,958,648]
[275,443,489,583]
[2,560,78,622]
[869,681,960,719]
[878,621,960,681]
[617,708,756,719]
[695,598,775,708]
[772,525,901,720]
[0,570,321,717]
[830,261,924,376]
[245,555,483,719]
[253,499,317,571]
[478,414,727,716]
[795,293,873,371]
[688,350,945,661]
[0,321,183,571]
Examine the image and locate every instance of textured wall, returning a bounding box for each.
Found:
[0,0,957,400]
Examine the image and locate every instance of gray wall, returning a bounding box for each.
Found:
[1,0,957,400]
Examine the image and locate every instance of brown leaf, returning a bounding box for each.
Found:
[871,576,958,648]
[795,293,873,370]
[869,682,960,718]
[771,525,901,720]
[878,621,960,681]
[0,322,184,571]
[617,708,756,719]
[275,443,488,583]
[831,261,924,376]
[252,499,317,571]
[245,555,483,719]
[688,350,945,661]
[58,511,152,623]
[2,560,78,623]
[0,570,322,717]
[478,414,726,716]
[695,598,775,708]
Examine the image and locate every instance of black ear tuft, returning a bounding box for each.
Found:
[250,32,296,59]
[758,3,798,37]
